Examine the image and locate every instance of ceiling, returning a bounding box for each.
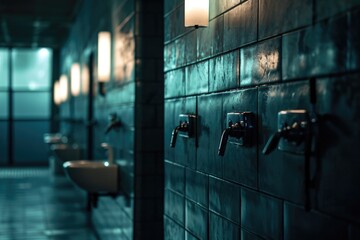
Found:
[0,0,82,49]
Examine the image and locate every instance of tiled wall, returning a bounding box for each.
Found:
[59,0,164,239]
[164,0,360,239]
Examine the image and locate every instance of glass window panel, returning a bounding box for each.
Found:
[0,92,8,118]
[0,49,9,88]
[13,92,50,118]
[12,48,52,90]
[13,121,50,163]
[0,122,8,164]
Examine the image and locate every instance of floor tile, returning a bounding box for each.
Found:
[0,167,98,240]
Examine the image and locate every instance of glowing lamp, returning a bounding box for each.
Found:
[81,64,89,95]
[184,0,209,28]
[97,32,111,82]
[59,74,68,102]
[71,63,81,96]
[54,81,61,105]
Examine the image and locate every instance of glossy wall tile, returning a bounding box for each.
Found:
[259,0,312,39]
[258,81,311,204]
[164,0,360,239]
[316,75,360,223]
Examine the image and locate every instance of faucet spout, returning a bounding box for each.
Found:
[170,122,189,148]
[101,143,114,164]
[105,113,122,134]
[105,121,122,134]
[218,127,232,156]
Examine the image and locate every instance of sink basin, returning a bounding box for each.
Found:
[50,144,81,175]
[63,160,118,193]
[51,144,81,161]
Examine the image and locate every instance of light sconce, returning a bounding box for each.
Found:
[184,0,209,28]
[71,63,81,97]
[97,31,111,96]
[81,64,90,95]
[59,74,68,103]
[54,81,62,105]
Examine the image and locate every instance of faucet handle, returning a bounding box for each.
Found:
[218,127,231,156]
[218,112,254,157]
[170,126,181,148]
[170,114,196,148]
[170,122,189,148]
[262,110,310,155]
[104,113,122,134]
[262,131,282,155]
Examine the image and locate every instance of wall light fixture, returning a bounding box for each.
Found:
[71,63,81,96]
[59,74,68,103]
[54,80,62,105]
[98,31,111,96]
[81,64,90,95]
[184,0,209,28]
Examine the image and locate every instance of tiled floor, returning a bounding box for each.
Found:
[0,167,98,240]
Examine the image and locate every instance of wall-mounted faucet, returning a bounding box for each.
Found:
[262,110,310,155]
[262,80,319,212]
[101,142,113,164]
[170,114,196,148]
[262,109,317,211]
[218,112,254,156]
[105,113,122,134]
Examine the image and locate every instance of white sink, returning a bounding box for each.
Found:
[63,160,118,193]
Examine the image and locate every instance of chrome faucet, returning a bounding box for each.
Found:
[105,113,122,134]
[101,143,113,164]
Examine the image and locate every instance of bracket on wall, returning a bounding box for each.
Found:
[170,114,197,148]
[218,112,255,156]
[99,82,106,96]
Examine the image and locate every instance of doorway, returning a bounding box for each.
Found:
[86,52,95,160]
